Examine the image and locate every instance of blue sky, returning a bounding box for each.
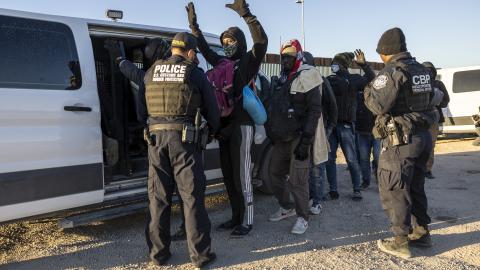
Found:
[2,0,479,68]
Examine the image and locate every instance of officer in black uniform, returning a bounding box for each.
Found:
[364,28,436,259]
[144,32,220,268]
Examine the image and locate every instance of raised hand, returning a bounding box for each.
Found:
[354,49,366,66]
[225,0,250,17]
[185,2,199,29]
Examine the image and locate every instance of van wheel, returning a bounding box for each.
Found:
[257,146,273,194]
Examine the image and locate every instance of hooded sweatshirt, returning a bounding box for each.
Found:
[192,11,268,128]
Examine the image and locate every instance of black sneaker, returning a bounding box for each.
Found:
[171,226,186,241]
[425,171,435,179]
[151,252,172,266]
[230,225,252,238]
[361,182,370,190]
[193,252,216,269]
[216,220,239,231]
[329,191,339,200]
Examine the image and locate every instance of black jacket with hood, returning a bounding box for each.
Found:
[191,10,268,129]
[329,64,375,126]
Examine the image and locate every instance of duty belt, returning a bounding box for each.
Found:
[148,123,184,132]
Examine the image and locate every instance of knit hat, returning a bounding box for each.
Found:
[303,51,315,66]
[376,27,407,55]
[281,46,297,57]
[332,52,354,69]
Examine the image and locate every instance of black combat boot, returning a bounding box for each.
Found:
[409,226,432,248]
[377,236,411,259]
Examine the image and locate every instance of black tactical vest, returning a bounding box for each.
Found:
[145,58,201,118]
[390,59,433,116]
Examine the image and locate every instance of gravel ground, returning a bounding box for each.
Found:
[1,138,479,270]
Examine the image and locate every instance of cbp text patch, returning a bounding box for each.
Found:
[153,64,187,82]
[373,75,388,90]
[411,73,432,94]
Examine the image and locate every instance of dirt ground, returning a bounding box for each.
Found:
[1,138,479,270]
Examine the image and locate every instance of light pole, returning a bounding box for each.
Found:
[295,0,305,49]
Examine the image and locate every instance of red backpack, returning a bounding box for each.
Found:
[206,58,237,117]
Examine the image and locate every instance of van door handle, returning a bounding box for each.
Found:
[64,105,92,112]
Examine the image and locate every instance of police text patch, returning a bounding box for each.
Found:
[373,75,388,90]
[152,64,187,82]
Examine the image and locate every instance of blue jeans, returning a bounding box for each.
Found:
[325,123,362,192]
[356,133,380,185]
[309,162,326,205]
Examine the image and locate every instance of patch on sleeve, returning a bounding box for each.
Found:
[373,75,388,90]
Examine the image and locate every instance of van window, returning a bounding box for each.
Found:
[452,70,480,93]
[0,15,81,90]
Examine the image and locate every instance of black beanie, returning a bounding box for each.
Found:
[376,27,407,55]
[303,51,315,66]
[332,52,354,69]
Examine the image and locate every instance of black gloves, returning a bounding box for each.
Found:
[185,2,199,30]
[104,40,124,66]
[226,0,251,17]
[353,49,366,66]
[294,136,312,161]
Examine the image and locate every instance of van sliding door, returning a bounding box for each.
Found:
[0,13,104,222]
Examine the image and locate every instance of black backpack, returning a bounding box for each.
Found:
[264,75,301,143]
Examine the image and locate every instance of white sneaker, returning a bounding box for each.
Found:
[291,217,308,234]
[269,207,296,222]
[309,204,322,215]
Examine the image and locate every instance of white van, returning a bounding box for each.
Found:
[437,66,480,134]
[0,8,272,224]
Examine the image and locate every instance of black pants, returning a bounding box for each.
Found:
[146,130,211,265]
[219,124,254,226]
[378,130,432,236]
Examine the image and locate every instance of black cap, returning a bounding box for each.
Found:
[332,52,354,69]
[171,32,198,51]
[376,27,407,55]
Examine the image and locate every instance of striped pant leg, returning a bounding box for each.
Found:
[238,125,254,226]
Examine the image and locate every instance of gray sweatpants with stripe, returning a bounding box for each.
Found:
[219,125,254,226]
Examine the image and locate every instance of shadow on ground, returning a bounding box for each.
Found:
[2,149,479,269]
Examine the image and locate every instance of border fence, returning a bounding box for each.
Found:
[260,53,385,78]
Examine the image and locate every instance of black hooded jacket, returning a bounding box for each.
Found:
[192,11,268,128]
[328,64,375,126]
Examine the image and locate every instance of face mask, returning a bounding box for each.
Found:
[223,42,238,58]
[331,64,340,73]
